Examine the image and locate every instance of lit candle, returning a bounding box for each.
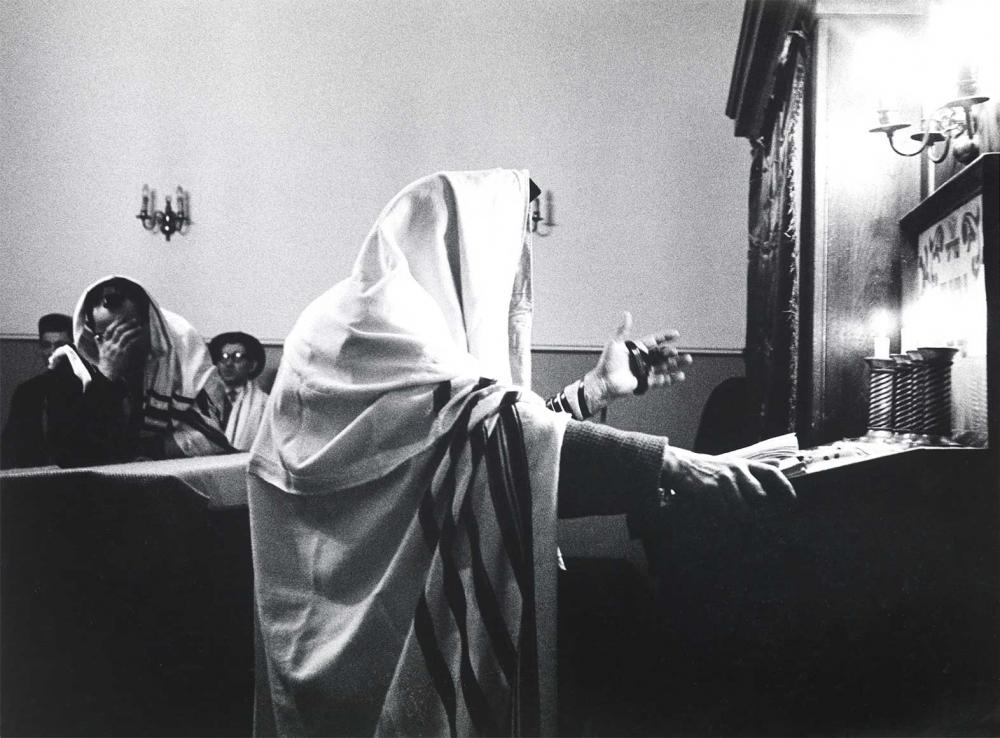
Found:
[874,335,891,359]
[872,309,891,358]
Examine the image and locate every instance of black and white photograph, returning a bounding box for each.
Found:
[1,0,998,735]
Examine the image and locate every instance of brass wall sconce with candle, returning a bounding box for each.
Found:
[136,185,191,241]
[869,70,990,164]
[528,190,556,237]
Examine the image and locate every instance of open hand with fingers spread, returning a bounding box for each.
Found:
[95,318,145,381]
[584,311,694,407]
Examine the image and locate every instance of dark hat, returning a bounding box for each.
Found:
[38,312,73,336]
[209,331,266,379]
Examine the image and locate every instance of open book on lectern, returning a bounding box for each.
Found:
[718,432,805,476]
[721,432,908,478]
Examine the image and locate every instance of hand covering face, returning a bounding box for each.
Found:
[65,274,229,459]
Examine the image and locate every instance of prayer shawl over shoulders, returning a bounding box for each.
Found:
[67,274,229,458]
[226,380,269,451]
[249,169,567,737]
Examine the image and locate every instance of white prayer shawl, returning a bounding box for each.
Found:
[71,274,228,456]
[226,380,269,451]
[248,170,567,737]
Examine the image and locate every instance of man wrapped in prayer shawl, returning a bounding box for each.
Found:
[248,169,795,737]
[47,276,232,466]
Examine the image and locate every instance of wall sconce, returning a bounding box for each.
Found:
[529,190,557,237]
[136,184,190,241]
[868,79,989,164]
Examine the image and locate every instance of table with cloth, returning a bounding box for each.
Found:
[0,453,253,737]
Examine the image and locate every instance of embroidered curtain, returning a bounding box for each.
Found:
[744,40,807,440]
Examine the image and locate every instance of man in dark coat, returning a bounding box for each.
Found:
[1,313,73,468]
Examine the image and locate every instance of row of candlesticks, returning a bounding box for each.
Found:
[865,347,958,442]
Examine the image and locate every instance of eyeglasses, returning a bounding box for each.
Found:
[101,292,126,310]
[219,351,247,363]
[91,289,142,339]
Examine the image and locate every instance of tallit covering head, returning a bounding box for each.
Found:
[73,275,217,394]
[252,168,535,493]
[71,274,226,450]
[248,170,565,737]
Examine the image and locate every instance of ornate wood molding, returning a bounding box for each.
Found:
[726,0,814,143]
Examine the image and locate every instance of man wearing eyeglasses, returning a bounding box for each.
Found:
[45,276,232,465]
[208,331,269,450]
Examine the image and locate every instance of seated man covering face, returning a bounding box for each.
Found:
[47,276,232,466]
[248,169,794,738]
[209,331,270,450]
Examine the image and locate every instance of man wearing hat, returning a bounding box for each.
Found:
[209,331,269,450]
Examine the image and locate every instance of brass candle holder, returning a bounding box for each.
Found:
[891,353,918,441]
[864,357,896,438]
[864,347,958,445]
[909,347,959,442]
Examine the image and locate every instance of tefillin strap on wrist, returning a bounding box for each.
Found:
[544,379,593,420]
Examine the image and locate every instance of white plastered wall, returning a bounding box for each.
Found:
[0,0,748,349]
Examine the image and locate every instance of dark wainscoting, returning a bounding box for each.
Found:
[1,336,744,567]
[1,337,744,453]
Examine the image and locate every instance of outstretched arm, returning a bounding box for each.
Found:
[558,421,795,521]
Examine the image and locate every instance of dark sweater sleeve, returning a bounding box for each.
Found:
[46,363,133,467]
[557,419,667,521]
[1,381,39,468]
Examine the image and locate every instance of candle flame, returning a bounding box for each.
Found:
[872,309,892,336]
